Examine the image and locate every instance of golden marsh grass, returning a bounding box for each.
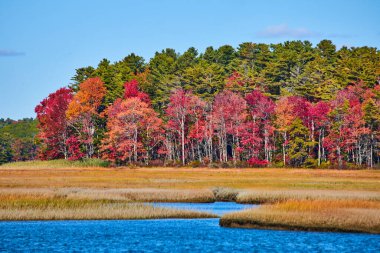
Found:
[0,195,217,220]
[0,188,215,203]
[220,199,380,234]
[1,162,380,226]
[1,162,379,191]
[236,189,380,203]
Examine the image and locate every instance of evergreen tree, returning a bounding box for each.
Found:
[0,133,13,164]
[70,66,96,91]
[182,60,224,100]
[287,118,313,167]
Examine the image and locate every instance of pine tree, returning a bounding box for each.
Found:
[287,118,313,167]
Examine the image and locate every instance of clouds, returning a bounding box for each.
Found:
[257,24,320,38]
[0,50,25,57]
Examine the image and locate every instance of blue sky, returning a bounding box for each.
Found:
[0,0,379,119]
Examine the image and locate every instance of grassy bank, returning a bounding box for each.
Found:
[220,199,380,234]
[0,188,217,220]
[0,188,216,203]
[0,195,217,220]
[236,189,380,203]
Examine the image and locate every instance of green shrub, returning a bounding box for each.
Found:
[1,158,110,168]
[77,158,110,167]
[234,160,249,168]
[219,162,235,168]
[189,160,201,168]
[304,158,318,168]
[208,162,220,169]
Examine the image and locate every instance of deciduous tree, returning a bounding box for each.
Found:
[35,87,73,159]
[66,77,106,158]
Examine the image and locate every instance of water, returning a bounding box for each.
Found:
[150,201,255,215]
[0,202,379,252]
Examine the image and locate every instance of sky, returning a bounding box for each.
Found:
[0,0,379,119]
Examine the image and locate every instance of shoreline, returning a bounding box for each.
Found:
[219,220,379,234]
[0,203,218,221]
[220,199,380,234]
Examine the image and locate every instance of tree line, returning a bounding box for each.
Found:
[8,40,380,168]
[0,118,38,164]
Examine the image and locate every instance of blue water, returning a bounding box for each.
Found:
[150,201,255,215]
[1,219,379,252]
[0,202,379,252]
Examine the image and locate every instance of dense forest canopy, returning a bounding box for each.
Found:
[2,40,380,168]
[0,118,38,164]
[70,40,379,110]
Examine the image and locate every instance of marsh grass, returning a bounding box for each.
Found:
[220,199,380,234]
[236,189,380,204]
[0,187,219,220]
[1,166,379,191]
[0,193,217,220]
[1,165,379,227]
[212,187,239,201]
[0,188,215,203]
[0,203,217,221]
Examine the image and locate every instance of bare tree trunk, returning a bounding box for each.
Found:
[218,135,223,162]
[181,120,185,165]
[133,127,138,162]
[321,130,325,162]
[318,130,321,166]
[337,146,342,169]
[264,129,268,162]
[197,142,202,162]
[232,135,236,164]
[282,132,287,167]
[208,137,213,163]
[370,134,374,167]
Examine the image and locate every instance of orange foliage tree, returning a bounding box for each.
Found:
[66,77,106,158]
[275,97,296,166]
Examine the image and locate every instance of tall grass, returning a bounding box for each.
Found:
[1,167,379,191]
[236,189,380,203]
[0,193,217,220]
[0,203,217,221]
[220,199,380,234]
[0,188,216,203]
[1,159,109,169]
[212,187,239,201]
[1,165,379,228]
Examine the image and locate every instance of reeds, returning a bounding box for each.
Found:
[0,187,218,220]
[220,199,380,234]
[0,203,217,221]
[1,164,379,228]
[212,187,239,201]
[0,193,217,220]
[236,189,380,204]
[0,188,216,203]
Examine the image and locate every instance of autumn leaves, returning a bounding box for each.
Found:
[35,77,380,168]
